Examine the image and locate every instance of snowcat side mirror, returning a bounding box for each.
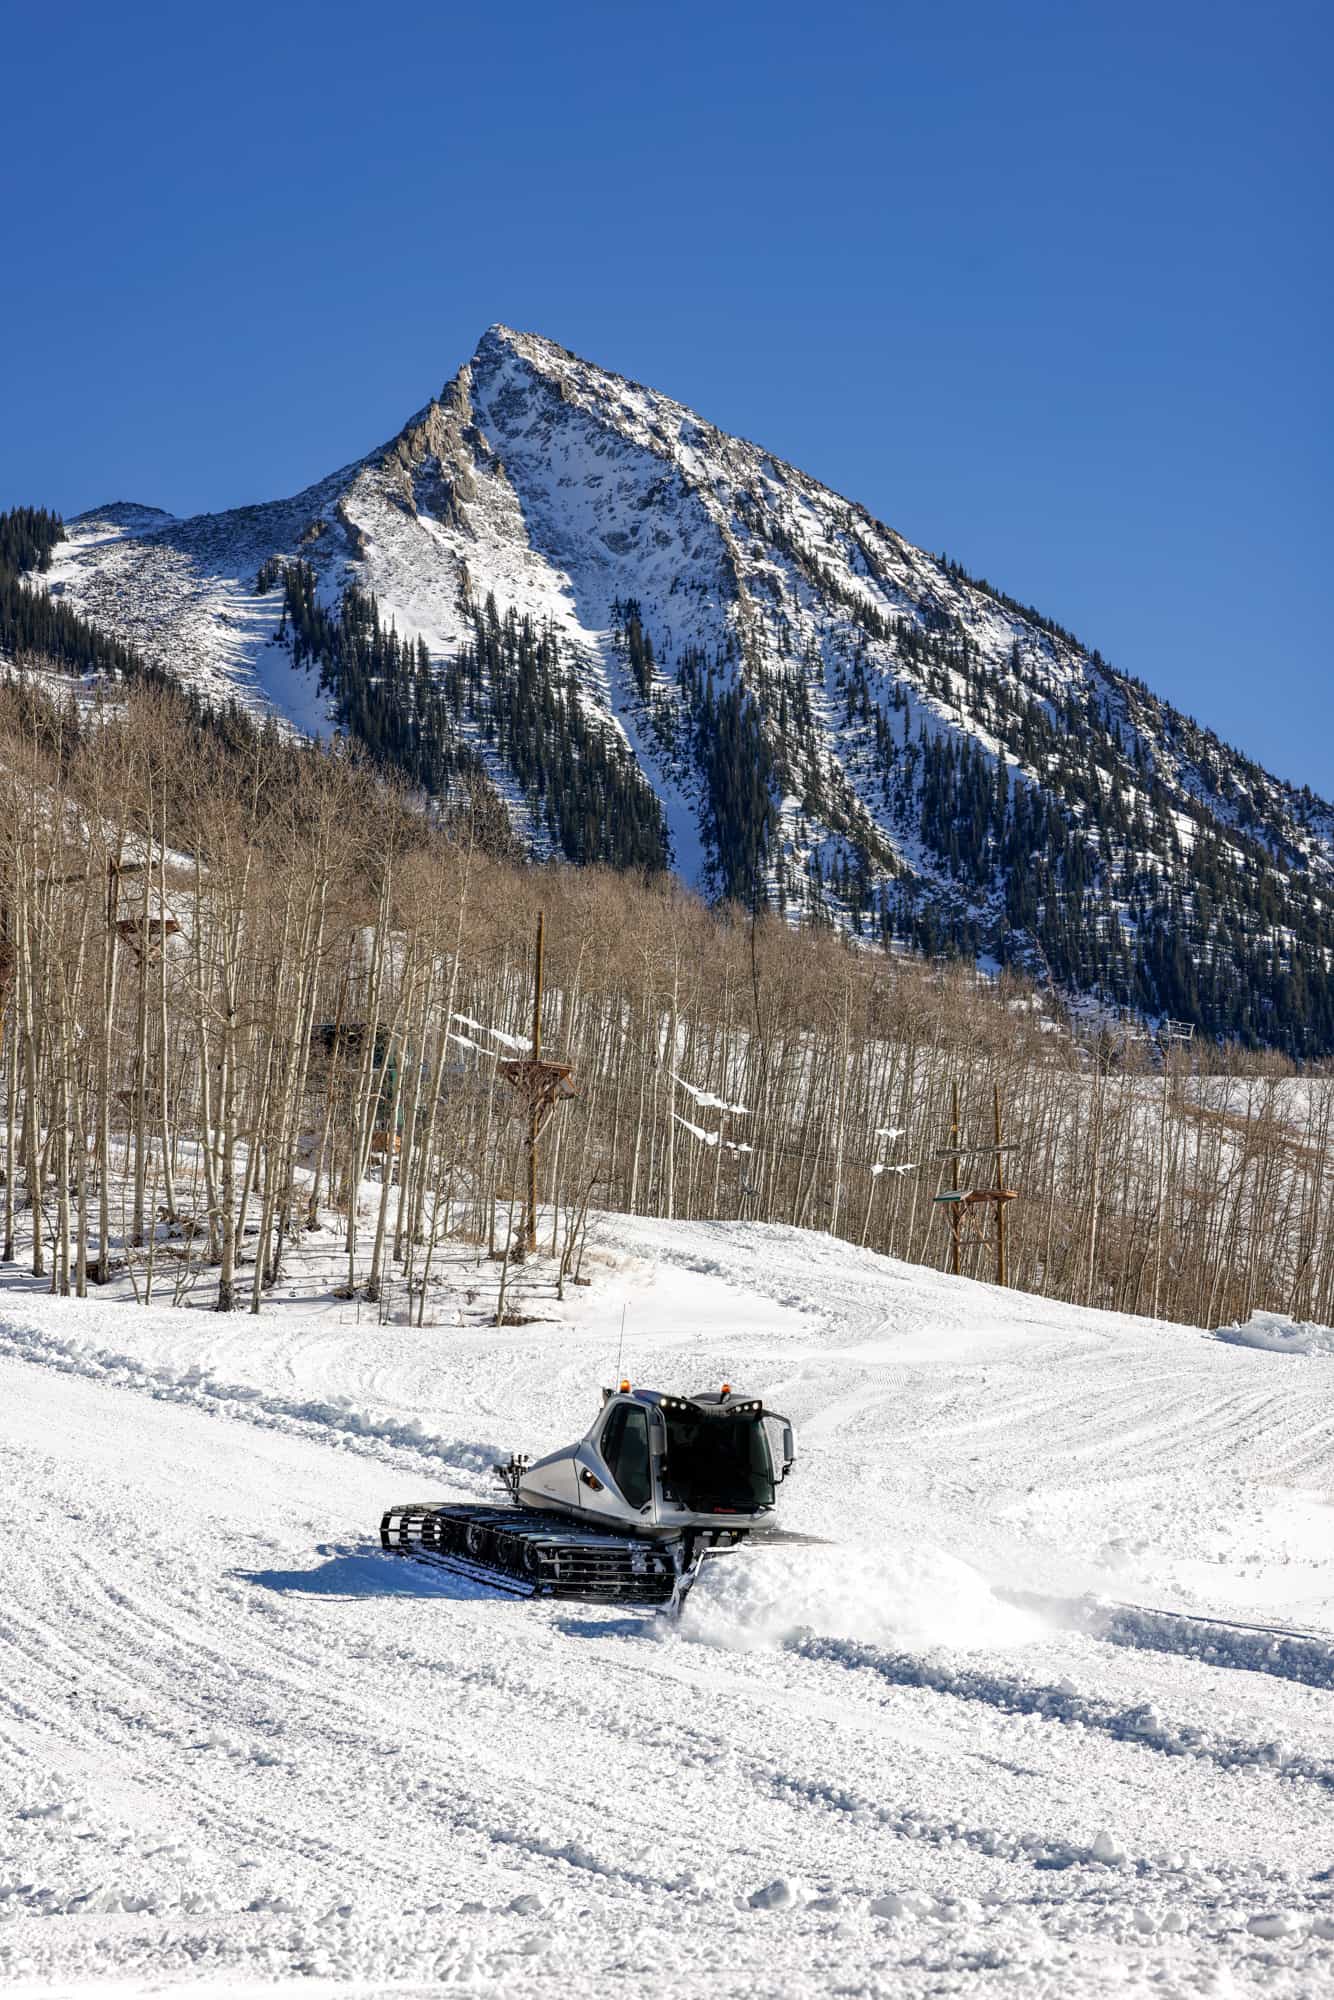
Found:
[781,1426,795,1478]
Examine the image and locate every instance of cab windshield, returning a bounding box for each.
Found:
[663,1409,775,1512]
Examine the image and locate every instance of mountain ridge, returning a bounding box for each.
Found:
[17,324,1334,1051]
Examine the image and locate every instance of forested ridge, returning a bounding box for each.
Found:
[0,509,146,681]
[599,573,1334,1054]
[262,559,669,872]
[723,495,1334,1053]
[10,492,1334,1058]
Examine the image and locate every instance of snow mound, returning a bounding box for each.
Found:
[748,1876,804,1911]
[676,1542,1041,1654]
[1216,1311,1334,1357]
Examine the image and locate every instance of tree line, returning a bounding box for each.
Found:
[0,669,1330,1339]
[0,509,150,682]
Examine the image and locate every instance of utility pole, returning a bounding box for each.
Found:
[496,909,574,1261]
[1149,1018,1193,1320]
[993,1082,1007,1288]
[526,910,545,1254]
[949,1079,961,1276]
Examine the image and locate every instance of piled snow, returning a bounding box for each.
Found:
[678,1543,1041,1654]
[1217,1310,1334,1357]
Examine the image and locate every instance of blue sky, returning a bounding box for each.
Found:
[3,0,1329,790]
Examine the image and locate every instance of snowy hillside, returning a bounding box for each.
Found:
[3,1216,1333,1995]
[26,325,1334,1048]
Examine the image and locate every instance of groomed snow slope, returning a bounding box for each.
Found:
[3,1218,1333,1997]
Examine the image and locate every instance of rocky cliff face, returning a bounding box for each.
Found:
[35,325,1334,1049]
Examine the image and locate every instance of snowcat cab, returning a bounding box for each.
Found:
[380,1384,797,1609]
[516,1386,796,1535]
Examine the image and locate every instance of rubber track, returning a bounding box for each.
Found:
[381,1502,681,1605]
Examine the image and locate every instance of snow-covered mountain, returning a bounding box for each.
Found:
[33,326,1334,1049]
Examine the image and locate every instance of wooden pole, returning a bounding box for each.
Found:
[994,1082,1007,1288]
[525,910,545,1253]
[950,1078,961,1276]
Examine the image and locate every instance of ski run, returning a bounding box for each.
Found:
[2,1212,1332,1997]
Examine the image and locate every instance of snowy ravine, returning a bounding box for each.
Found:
[29,325,1334,1048]
[2,1216,1332,1997]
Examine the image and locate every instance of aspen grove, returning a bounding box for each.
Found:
[1,676,1330,1335]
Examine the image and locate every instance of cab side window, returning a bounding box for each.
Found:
[601,1403,652,1509]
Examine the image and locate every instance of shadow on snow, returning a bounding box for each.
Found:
[239,1541,502,1602]
[239,1544,667,1636]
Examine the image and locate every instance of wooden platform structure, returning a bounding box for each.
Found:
[115,914,181,958]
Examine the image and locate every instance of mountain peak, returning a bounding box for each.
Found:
[473,322,572,371]
[469,324,664,417]
[24,332,1334,1054]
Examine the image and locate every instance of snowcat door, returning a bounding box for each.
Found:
[578,1399,654,1521]
[761,1412,796,1482]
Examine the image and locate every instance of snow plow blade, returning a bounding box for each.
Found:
[380,1502,683,1605]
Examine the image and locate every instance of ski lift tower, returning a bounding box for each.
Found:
[932,1081,1021,1285]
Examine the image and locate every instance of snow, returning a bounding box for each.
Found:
[3,1212,1334,1994]
[42,489,353,731]
[1217,1311,1334,1358]
[671,1072,750,1115]
[672,1112,752,1153]
[676,1542,1039,1655]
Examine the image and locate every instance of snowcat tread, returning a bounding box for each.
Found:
[380,1502,680,1605]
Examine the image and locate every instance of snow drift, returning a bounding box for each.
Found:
[1216,1311,1334,1357]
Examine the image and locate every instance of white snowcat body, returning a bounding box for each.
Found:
[514,1387,796,1536]
[381,1387,797,1608]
